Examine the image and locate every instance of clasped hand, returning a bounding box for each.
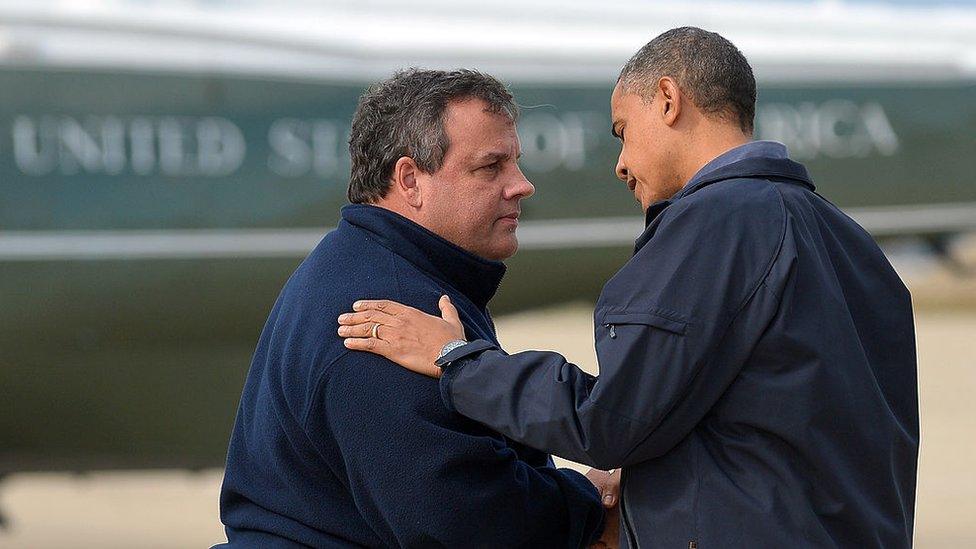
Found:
[586,468,621,549]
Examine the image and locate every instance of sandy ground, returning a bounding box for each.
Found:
[1,264,974,547]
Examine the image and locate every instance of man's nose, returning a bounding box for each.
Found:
[505,168,535,200]
[615,154,629,182]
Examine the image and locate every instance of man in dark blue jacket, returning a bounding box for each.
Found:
[340,28,920,548]
[216,69,605,547]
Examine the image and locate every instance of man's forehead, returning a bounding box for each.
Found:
[444,97,512,123]
[610,85,625,118]
[443,104,519,158]
[611,82,636,108]
[611,84,645,121]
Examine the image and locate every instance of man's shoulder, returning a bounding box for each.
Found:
[295,223,393,286]
[615,177,789,306]
[274,228,452,410]
[252,226,402,398]
[679,176,784,217]
[652,177,786,251]
[280,227,399,322]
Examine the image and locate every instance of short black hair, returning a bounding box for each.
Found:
[347,68,519,204]
[618,27,756,133]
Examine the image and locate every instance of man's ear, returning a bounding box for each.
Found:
[392,156,422,208]
[658,77,682,127]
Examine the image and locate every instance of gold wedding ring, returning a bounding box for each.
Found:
[371,323,380,339]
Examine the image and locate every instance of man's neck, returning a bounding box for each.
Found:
[371,196,416,223]
[680,127,751,187]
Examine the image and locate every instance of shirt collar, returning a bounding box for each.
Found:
[340,204,505,310]
[685,140,789,192]
[672,141,813,202]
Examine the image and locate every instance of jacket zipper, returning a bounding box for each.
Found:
[605,323,616,339]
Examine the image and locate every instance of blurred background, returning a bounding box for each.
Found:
[0,0,974,546]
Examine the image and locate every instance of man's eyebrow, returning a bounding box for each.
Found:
[473,151,510,164]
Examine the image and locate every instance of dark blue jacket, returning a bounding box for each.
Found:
[217,205,604,548]
[439,155,919,548]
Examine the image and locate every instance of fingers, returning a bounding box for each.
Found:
[342,333,394,356]
[337,309,398,327]
[352,299,411,316]
[602,469,620,507]
[438,295,462,329]
[585,468,620,508]
[337,307,398,352]
[337,322,380,339]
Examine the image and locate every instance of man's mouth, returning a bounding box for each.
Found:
[627,179,637,192]
[498,212,520,224]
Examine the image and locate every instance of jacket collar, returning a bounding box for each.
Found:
[674,155,815,201]
[636,155,815,253]
[340,204,505,310]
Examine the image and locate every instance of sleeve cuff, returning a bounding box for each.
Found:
[437,339,497,413]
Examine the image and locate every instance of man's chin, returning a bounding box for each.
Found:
[483,236,519,262]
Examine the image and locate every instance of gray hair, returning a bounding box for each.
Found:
[618,27,757,134]
[347,68,519,204]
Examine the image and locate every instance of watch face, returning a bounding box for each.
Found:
[437,340,468,364]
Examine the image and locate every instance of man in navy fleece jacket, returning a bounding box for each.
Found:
[216,69,606,548]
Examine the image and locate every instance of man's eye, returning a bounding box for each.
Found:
[480,162,501,172]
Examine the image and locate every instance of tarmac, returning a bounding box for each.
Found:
[1,241,973,548]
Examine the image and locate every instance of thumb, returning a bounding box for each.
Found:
[439,295,463,333]
[601,471,620,507]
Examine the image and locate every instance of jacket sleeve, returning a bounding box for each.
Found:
[439,182,791,469]
[313,352,605,548]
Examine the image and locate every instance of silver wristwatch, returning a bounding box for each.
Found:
[436,339,468,367]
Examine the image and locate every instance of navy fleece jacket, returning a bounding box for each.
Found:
[216,204,605,548]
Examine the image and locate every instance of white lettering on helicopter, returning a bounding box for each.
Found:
[7,102,900,179]
[265,112,605,178]
[12,115,246,177]
[755,101,899,160]
[267,118,347,178]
